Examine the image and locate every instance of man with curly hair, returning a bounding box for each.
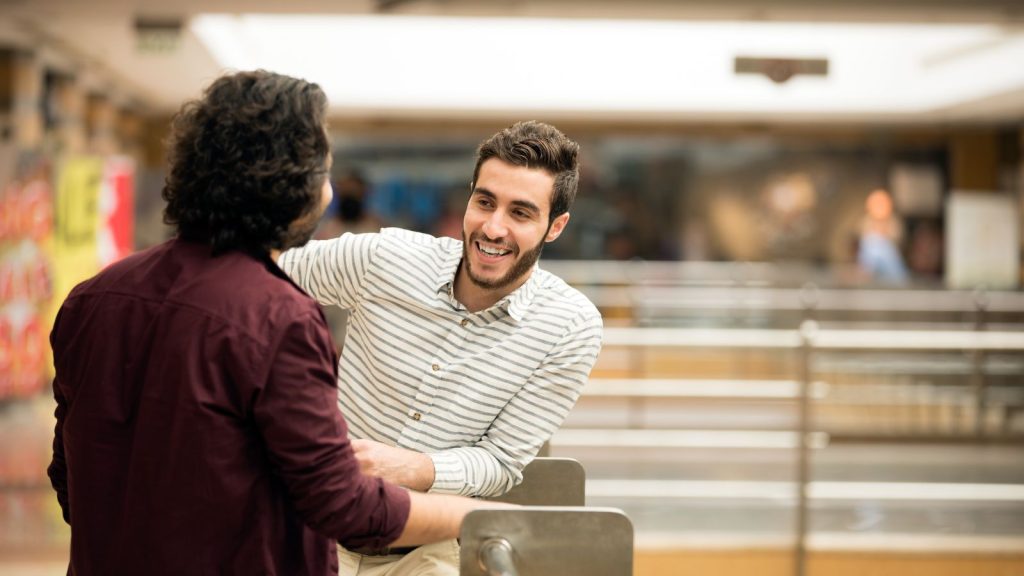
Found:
[47,70,493,576]
[279,121,603,575]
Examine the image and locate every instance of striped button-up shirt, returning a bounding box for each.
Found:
[279,228,603,496]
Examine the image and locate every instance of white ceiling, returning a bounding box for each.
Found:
[2,0,1024,123]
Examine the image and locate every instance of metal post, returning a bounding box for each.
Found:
[479,538,518,576]
[795,319,817,576]
[627,335,646,429]
[971,288,989,436]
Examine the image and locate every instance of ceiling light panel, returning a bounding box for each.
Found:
[191,15,1022,117]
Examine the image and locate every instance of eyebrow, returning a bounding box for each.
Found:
[473,188,542,216]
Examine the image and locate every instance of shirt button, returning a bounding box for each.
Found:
[460,318,469,327]
[431,363,440,372]
[411,412,422,421]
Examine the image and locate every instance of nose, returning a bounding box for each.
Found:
[481,210,509,239]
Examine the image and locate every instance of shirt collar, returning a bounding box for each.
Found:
[503,268,542,322]
[434,243,463,301]
[434,241,542,322]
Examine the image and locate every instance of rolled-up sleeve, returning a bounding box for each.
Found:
[253,311,410,548]
[428,309,604,496]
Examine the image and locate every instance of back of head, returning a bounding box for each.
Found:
[162,70,329,254]
[472,121,580,222]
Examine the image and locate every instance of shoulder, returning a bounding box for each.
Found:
[532,268,602,326]
[64,240,171,300]
[375,228,463,266]
[192,253,329,353]
[379,227,460,252]
[244,258,321,314]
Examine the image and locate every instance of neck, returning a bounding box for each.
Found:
[269,248,282,262]
[453,261,531,313]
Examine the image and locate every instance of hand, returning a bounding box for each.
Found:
[351,438,435,491]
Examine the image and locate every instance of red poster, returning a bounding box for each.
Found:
[0,155,54,399]
[99,157,135,267]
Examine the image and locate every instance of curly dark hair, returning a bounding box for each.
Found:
[471,121,580,223]
[162,70,330,254]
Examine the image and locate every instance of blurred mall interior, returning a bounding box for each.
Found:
[1,0,1024,575]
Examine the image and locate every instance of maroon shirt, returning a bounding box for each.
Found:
[47,238,410,576]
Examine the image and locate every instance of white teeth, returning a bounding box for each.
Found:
[479,244,509,256]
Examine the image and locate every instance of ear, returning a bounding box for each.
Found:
[545,212,570,243]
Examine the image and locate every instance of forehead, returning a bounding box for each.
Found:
[474,158,556,213]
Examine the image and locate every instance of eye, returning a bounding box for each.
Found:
[476,197,494,209]
[512,209,531,219]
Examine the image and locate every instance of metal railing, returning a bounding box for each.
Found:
[541,260,1024,329]
[578,323,1024,576]
[598,324,1024,440]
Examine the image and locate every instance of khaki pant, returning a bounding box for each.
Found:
[338,539,460,576]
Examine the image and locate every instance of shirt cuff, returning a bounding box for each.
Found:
[428,451,475,495]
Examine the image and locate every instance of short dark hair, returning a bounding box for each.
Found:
[162,70,329,254]
[471,121,580,223]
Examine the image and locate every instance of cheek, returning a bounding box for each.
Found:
[463,211,484,233]
[321,180,334,209]
[514,227,546,252]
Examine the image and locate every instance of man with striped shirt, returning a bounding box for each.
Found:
[278,121,603,576]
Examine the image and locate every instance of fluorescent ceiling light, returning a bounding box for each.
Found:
[192,15,1024,117]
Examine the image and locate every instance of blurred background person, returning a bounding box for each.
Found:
[315,169,383,240]
[858,188,909,285]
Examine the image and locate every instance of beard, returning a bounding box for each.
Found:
[462,228,547,291]
[280,204,325,251]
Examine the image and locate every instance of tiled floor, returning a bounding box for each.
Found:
[0,560,66,576]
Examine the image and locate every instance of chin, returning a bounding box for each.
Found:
[471,271,503,287]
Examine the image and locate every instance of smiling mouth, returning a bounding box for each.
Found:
[476,241,512,258]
